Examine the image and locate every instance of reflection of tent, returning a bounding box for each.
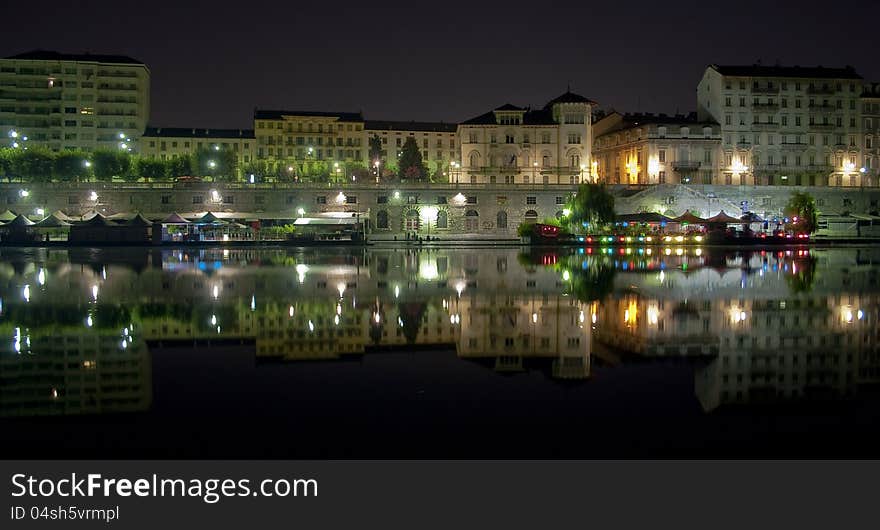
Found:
[162,212,190,224]
[33,213,71,228]
[616,212,671,224]
[0,210,17,222]
[672,211,706,224]
[707,210,745,224]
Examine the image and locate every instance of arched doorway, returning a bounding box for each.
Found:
[496,210,508,229]
[405,210,419,231]
[464,210,479,232]
[436,210,448,229]
[376,210,389,229]
[524,210,538,224]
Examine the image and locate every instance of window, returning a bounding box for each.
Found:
[496,211,508,229]
[658,150,666,162]
[526,196,537,205]
[555,196,565,205]
[316,196,327,204]
[436,210,448,229]
[466,196,477,204]
[346,195,357,204]
[223,195,234,204]
[376,210,389,229]
[192,195,204,204]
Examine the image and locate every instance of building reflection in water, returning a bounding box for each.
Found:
[0,245,877,418]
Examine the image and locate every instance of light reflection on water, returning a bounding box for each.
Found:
[0,245,878,450]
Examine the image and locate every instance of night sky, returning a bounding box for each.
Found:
[4,0,879,128]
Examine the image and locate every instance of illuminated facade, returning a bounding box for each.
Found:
[697,64,866,186]
[456,92,596,185]
[861,83,880,185]
[140,127,256,169]
[592,112,722,185]
[0,50,150,153]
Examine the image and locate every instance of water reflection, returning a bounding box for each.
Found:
[0,245,877,419]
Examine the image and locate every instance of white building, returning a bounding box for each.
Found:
[861,83,880,187]
[592,112,722,185]
[0,50,150,153]
[457,91,595,185]
[697,64,864,187]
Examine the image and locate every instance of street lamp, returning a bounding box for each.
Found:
[297,207,305,218]
[374,159,381,183]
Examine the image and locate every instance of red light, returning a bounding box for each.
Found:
[618,236,625,242]
[586,237,593,243]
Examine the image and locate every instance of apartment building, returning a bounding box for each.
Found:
[253,109,367,180]
[697,64,864,187]
[457,91,595,185]
[861,83,880,186]
[0,50,150,152]
[140,127,256,177]
[364,120,458,178]
[592,112,722,185]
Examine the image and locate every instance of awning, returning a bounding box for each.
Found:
[706,210,745,224]
[293,217,360,226]
[672,211,707,224]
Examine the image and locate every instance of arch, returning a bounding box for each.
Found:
[524,210,538,223]
[555,210,565,219]
[405,209,420,231]
[376,209,389,229]
[496,210,508,229]
[464,209,479,232]
[468,150,481,168]
[565,148,581,168]
[436,210,448,229]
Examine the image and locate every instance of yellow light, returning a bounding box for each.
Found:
[647,156,660,178]
[647,305,659,325]
[674,235,684,243]
[419,206,438,225]
[731,158,748,175]
[646,236,652,242]
[694,235,703,242]
[664,236,672,242]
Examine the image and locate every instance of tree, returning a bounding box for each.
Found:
[784,191,819,234]
[54,151,90,182]
[0,148,16,182]
[166,154,194,179]
[12,148,54,183]
[134,156,167,181]
[195,146,237,181]
[567,183,616,232]
[397,136,427,181]
[368,134,383,168]
[92,149,131,182]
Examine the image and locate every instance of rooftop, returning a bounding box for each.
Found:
[709,64,862,80]
[4,49,146,66]
[254,109,364,122]
[542,90,598,108]
[365,120,457,133]
[143,127,255,139]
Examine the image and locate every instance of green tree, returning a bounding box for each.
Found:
[784,191,819,234]
[368,134,383,168]
[195,147,237,181]
[397,136,427,181]
[134,156,167,181]
[92,149,132,182]
[0,148,16,182]
[166,154,194,179]
[567,184,616,232]
[53,151,90,182]
[12,147,54,183]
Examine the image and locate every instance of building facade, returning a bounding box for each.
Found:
[697,64,865,187]
[861,83,880,185]
[140,127,256,177]
[253,110,368,180]
[457,91,595,185]
[0,50,150,153]
[592,112,722,185]
[364,120,458,179]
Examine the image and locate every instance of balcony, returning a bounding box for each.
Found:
[752,103,779,111]
[808,122,835,131]
[672,160,701,171]
[807,86,835,95]
[752,121,780,130]
[780,142,808,151]
[751,85,780,95]
[807,103,835,113]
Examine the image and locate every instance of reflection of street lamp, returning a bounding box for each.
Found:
[334,162,341,184]
[297,207,305,218]
[374,159,381,183]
